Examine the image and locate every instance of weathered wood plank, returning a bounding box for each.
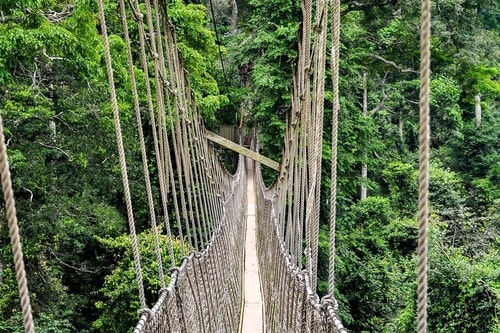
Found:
[204,130,280,171]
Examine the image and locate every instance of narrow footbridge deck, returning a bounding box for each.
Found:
[240,158,264,332]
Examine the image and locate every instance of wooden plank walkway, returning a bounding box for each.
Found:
[240,158,264,333]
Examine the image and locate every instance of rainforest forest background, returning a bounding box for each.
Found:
[0,0,499,332]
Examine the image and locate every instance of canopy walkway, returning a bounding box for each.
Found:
[1,0,432,332]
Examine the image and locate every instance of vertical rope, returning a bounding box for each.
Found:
[0,115,35,333]
[97,0,146,309]
[418,0,431,332]
[328,0,340,297]
[150,0,199,251]
[302,0,313,278]
[128,0,176,265]
[158,19,187,255]
[310,0,328,292]
[119,0,166,288]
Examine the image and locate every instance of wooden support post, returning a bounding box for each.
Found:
[204,130,280,171]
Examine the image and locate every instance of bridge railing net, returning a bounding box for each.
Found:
[96,0,247,331]
[254,156,345,333]
[251,0,346,331]
[134,157,246,333]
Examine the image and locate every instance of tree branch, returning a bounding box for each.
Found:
[0,12,24,23]
[369,54,419,74]
[48,247,98,274]
[23,188,33,202]
[42,4,75,23]
[341,0,399,16]
[0,5,74,24]
[38,142,70,157]
[370,72,389,115]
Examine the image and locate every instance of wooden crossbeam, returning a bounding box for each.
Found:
[204,130,280,171]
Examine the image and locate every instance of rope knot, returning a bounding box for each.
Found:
[132,11,144,21]
[321,294,339,311]
[138,308,152,319]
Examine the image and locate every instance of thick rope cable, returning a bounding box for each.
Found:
[0,115,35,333]
[97,0,146,309]
[142,0,186,252]
[149,0,201,251]
[119,0,166,288]
[128,0,176,265]
[417,0,431,331]
[310,0,328,292]
[163,28,193,250]
[155,22,187,254]
[302,0,313,276]
[328,0,340,297]
[177,83,206,247]
[190,117,214,243]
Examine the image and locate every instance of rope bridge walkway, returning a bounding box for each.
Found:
[1,0,432,332]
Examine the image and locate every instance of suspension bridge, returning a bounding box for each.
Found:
[1,0,432,332]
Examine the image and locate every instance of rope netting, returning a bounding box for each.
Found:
[251,0,346,331]
[97,0,246,331]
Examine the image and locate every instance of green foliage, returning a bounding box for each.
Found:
[444,106,500,183]
[334,197,417,331]
[93,229,188,333]
[169,1,228,123]
[465,66,500,98]
[0,0,498,332]
[427,245,500,332]
[0,312,73,333]
[382,162,418,216]
[430,76,463,145]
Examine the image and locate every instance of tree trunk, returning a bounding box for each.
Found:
[231,0,238,35]
[399,110,404,142]
[49,120,56,139]
[475,94,481,128]
[361,72,367,200]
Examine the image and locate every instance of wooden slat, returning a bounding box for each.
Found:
[204,130,280,171]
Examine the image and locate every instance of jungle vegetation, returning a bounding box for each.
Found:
[0,0,499,332]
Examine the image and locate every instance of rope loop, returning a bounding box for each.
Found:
[133,11,144,21]
[138,308,152,319]
[321,294,338,311]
